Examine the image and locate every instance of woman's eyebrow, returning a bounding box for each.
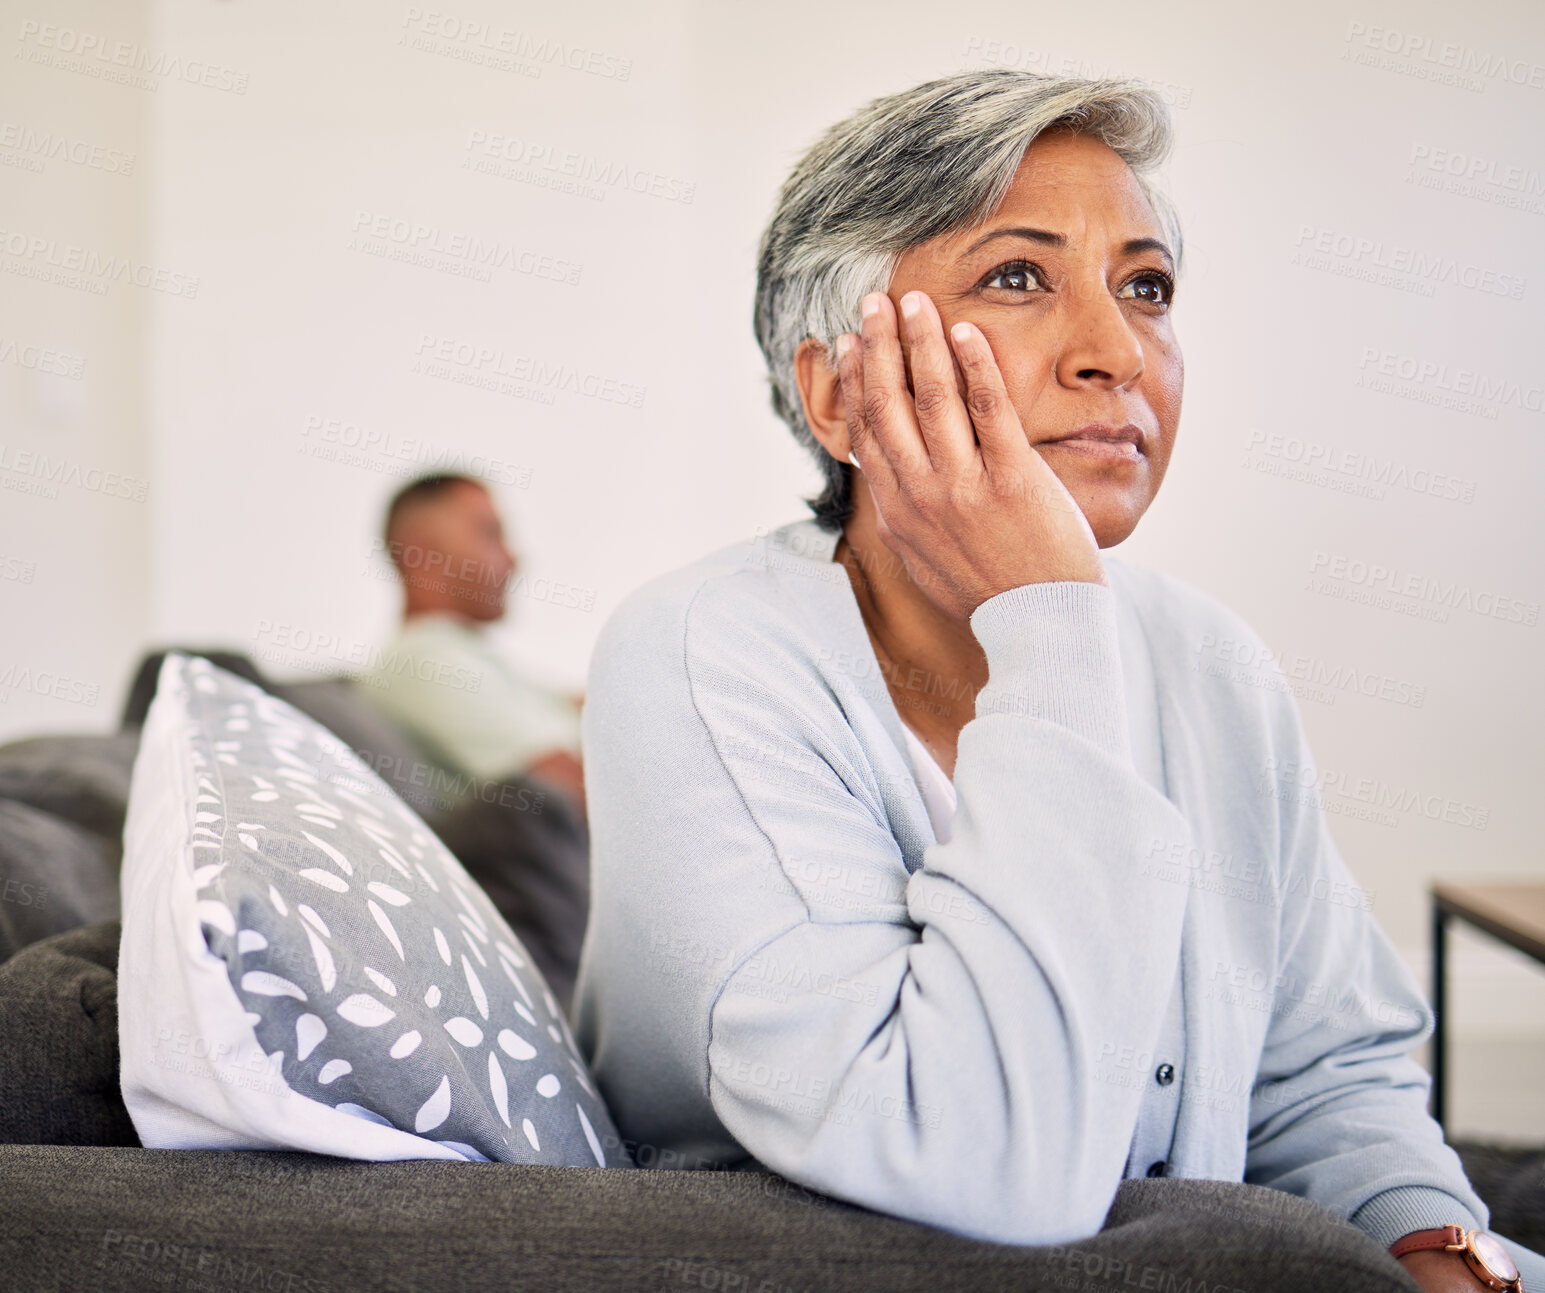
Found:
[964,226,1065,254]
[1120,236,1175,269]
[963,226,1174,270]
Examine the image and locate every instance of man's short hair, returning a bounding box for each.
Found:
[382,473,487,551]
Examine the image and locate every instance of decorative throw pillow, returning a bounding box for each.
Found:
[119,653,625,1167]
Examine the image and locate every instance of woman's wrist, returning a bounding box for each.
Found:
[1395,1247,1494,1292]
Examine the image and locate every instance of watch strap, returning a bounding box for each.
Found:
[1390,1226,1466,1259]
[1389,1227,1525,1292]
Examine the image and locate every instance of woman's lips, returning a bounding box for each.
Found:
[1035,423,1145,461]
[1041,438,1143,461]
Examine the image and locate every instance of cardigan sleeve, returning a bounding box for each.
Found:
[1241,669,1488,1248]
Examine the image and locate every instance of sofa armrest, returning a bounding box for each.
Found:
[0,1145,1419,1292]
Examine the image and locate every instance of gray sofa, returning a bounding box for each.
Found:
[0,648,1536,1292]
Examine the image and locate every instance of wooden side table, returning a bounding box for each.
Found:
[1429,882,1545,1127]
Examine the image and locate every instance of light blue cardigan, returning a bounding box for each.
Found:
[573,518,1502,1255]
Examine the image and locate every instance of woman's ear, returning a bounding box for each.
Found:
[793,338,852,465]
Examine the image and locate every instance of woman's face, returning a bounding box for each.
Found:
[888,128,1183,547]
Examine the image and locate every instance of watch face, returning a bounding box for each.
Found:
[1470,1231,1520,1282]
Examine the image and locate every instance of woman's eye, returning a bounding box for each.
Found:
[1119,273,1174,307]
[983,262,1042,293]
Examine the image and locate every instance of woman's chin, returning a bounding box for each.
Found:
[1063,484,1151,549]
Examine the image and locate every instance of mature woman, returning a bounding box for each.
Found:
[574,71,1541,1292]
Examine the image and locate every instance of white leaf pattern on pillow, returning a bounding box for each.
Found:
[297,904,331,938]
[488,1053,510,1127]
[303,830,354,876]
[318,1059,353,1085]
[364,967,397,997]
[444,1017,483,1047]
[367,899,405,959]
[415,1075,452,1132]
[296,1013,326,1061]
[336,993,394,1027]
[462,956,489,1020]
[161,656,626,1167]
[242,971,306,1000]
[298,868,348,893]
[305,928,336,993]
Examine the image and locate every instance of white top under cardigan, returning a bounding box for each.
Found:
[572,517,1491,1252]
[898,723,957,843]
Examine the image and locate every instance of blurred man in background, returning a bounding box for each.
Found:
[361,473,585,812]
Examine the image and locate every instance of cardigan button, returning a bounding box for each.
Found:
[1155,1063,1175,1086]
[1147,1161,1167,1178]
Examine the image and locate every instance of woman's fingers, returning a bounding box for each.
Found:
[835,332,896,495]
[897,291,976,472]
[836,298,1105,616]
[947,320,1090,533]
[946,320,1026,476]
[855,292,929,479]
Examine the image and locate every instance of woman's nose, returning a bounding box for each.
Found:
[1054,283,1145,391]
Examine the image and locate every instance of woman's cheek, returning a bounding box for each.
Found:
[1146,331,1184,415]
[1000,355,1057,429]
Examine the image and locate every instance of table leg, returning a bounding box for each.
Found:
[1431,902,1448,1128]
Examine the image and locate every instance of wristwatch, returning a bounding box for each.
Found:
[1390,1225,1524,1291]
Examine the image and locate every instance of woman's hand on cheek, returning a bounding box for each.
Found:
[836,289,1106,623]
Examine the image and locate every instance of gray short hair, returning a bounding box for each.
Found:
[753,69,1183,531]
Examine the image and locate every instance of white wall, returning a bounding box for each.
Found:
[0,0,152,739]
[4,0,1543,1127]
